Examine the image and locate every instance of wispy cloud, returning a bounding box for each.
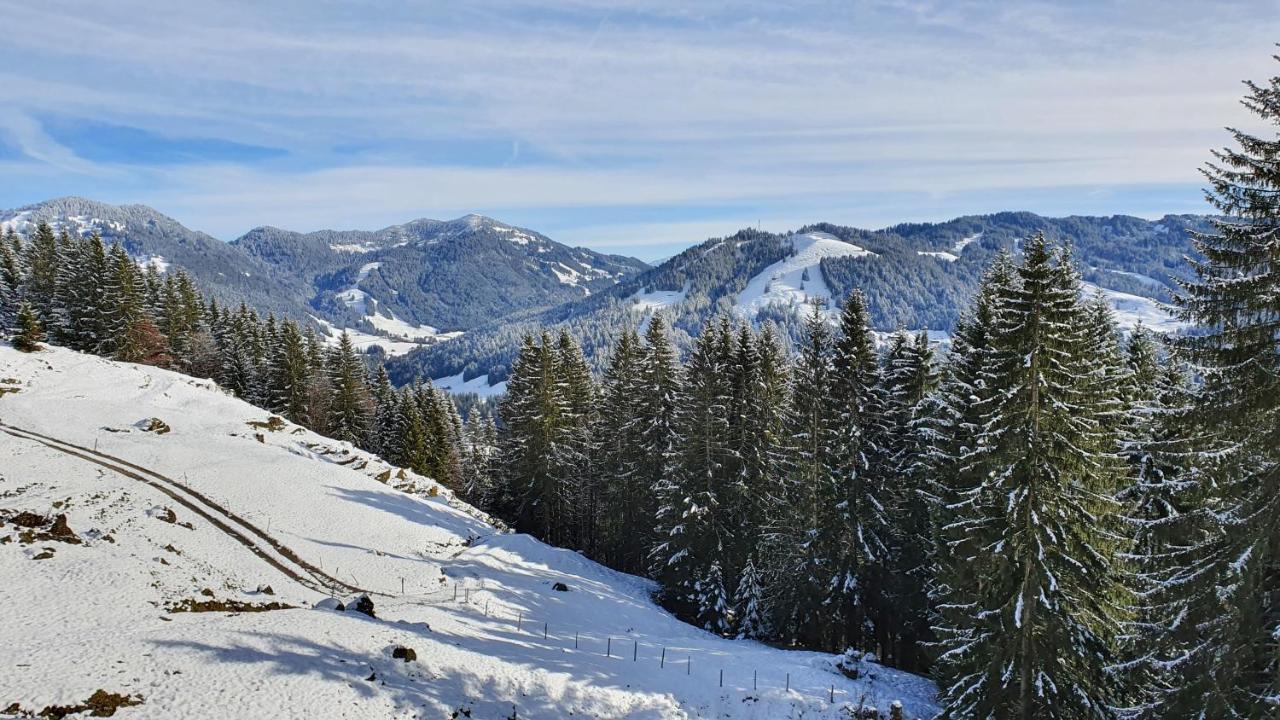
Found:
[0,0,1273,253]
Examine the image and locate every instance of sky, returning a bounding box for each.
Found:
[0,1,1276,261]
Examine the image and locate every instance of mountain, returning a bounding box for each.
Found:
[0,342,937,718]
[233,214,647,334]
[0,198,648,354]
[0,196,315,321]
[387,211,1206,390]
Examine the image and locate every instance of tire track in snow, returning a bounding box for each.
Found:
[0,422,376,598]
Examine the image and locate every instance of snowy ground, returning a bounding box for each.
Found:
[733,232,876,320]
[430,372,508,398]
[0,345,937,719]
[1081,283,1184,333]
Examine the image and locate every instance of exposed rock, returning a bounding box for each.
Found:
[313,597,345,612]
[391,646,417,662]
[10,511,45,528]
[552,582,569,592]
[167,598,295,613]
[256,584,275,596]
[138,417,171,434]
[345,594,376,618]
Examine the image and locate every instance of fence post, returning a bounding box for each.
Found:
[543,622,548,640]
[454,584,458,602]
[719,669,723,688]
[660,647,665,668]
[830,685,834,704]
[574,631,579,649]
[687,656,691,675]
[485,600,489,616]
[633,640,637,662]
[753,670,757,690]
[517,612,522,632]
[400,577,405,595]
[786,673,790,692]
[606,637,612,657]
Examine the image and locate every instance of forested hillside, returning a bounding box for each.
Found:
[388,212,1204,389]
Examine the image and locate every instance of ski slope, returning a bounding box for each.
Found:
[0,344,937,719]
[734,231,876,320]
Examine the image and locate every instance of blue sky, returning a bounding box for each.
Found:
[0,1,1275,261]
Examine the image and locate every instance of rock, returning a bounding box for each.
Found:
[314,597,345,612]
[345,594,376,618]
[889,700,905,720]
[139,417,171,434]
[49,513,76,539]
[10,511,45,528]
[148,506,178,524]
[391,646,417,662]
[552,582,569,592]
[32,548,55,560]
[256,584,275,596]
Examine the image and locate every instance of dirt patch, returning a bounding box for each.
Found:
[246,416,287,433]
[8,689,145,718]
[4,512,81,545]
[167,598,296,613]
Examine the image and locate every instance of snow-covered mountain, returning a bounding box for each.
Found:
[0,198,649,356]
[390,212,1202,392]
[0,343,936,719]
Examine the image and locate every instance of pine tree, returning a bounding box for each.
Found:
[881,329,937,670]
[0,230,23,329]
[776,302,839,647]
[23,222,59,328]
[12,301,43,352]
[1150,55,1280,718]
[328,331,372,446]
[596,328,650,570]
[933,235,1130,719]
[734,552,772,640]
[637,314,682,563]
[653,320,733,630]
[826,291,892,654]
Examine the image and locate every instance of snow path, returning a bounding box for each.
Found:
[0,422,365,598]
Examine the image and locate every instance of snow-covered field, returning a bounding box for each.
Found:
[430,372,509,398]
[1081,283,1184,333]
[0,345,937,718]
[733,232,876,320]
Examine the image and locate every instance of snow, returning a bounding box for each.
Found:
[137,255,171,274]
[952,232,983,253]
[0,344,938,718]
[918,251,959,262]
[1099,268,1168,290]
[630,285,688,313]
[492,225,538,246]
[1081,283,1184,333]
[330,243,377,254]
[733,232,876,320]
[366,313,461,343]
[311,316,436,357]
[432,372,508,398]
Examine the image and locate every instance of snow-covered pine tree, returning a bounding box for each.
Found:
[551,330,598,550]
[267,319,311,423]
[367,365,399,460]
[48,230,80,345]
[22,222,59,328]
[302,327,332,433]
[327,331,372,446]
[596,328,650,570]
[0,230,23,329]
[734,551,772,640]
[637,314,682,563]
[880,329,937,670]
[826,291,892,654]
[1151,55,1280,718]
[779,302,840,648]
[396,385,430,474]
[12,301,43,352]
[653,319,733,631]
[933,235,1130,719]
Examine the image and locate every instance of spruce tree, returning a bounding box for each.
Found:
[1151,55,1280,718]
[328,331,372,446]
[23,222,59,327]
[12,301,43,352]
[933,235,1130,719]
[596,329,649,570]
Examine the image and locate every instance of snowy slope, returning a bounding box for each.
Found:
[0,345,937,719]
[733,232,876,319]
[1081,283,1184,333]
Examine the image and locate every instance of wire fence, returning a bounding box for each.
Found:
[325,574,912,718]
